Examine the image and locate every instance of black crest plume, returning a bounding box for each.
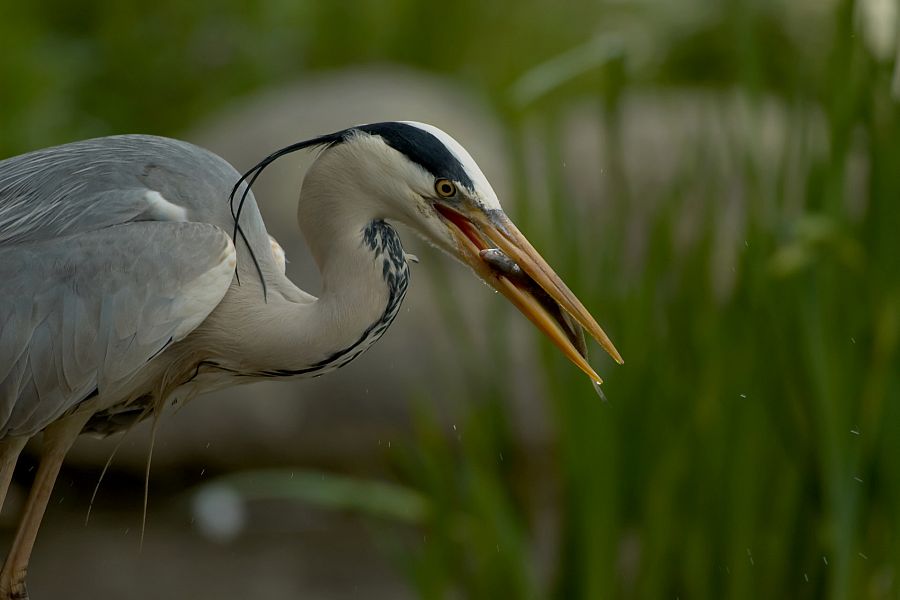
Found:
[228,131,346,300]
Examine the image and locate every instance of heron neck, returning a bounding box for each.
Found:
[293,215,411,377]
[221,183,410,378]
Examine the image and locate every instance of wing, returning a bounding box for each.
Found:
[0,136,206,246]
[0,135,290,297]
[0,221,235,438]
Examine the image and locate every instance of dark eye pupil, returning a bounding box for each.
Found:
[440,182,453,194]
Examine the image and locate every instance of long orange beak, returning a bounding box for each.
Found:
[434,203,622,386]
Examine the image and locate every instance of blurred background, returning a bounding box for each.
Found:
[2,0,900,598]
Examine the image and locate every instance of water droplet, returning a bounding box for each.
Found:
[851,337,857,344]
[851,429,860,435]
[854,476,863,483]
[823,556,828,566]
[859,552,869,560]
[804,573,809,582]
[740,393,747,398]
[592,380,608,402]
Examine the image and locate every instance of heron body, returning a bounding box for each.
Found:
[0,122,621,597]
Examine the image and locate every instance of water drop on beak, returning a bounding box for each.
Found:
[592,380,608,402]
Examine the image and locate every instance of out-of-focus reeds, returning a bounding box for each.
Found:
[376,2,900,598]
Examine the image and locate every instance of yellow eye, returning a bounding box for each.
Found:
[435,179,456,198]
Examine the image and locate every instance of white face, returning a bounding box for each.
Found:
[337,122,503,257]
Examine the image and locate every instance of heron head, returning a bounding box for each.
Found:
[348,121,623,385]
[235,121,622,386]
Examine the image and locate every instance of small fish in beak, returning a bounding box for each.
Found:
[434,202,621,394]
[480,248,588,359]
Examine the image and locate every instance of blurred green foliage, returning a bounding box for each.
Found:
[5,0,900,598]
[1,0,628,155]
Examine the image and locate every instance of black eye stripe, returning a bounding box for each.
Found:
[355,122,474,190]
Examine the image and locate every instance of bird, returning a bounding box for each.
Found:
[0,121,622,597]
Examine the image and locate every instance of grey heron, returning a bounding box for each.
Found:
[0,121,621,597]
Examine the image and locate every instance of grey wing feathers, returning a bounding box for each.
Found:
[0,136,204,245]
[0,221,235,438]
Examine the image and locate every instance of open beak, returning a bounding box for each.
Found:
[434,203,623,386]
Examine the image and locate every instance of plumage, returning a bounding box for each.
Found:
[0,121,621,597]
[0,136,268,437]
[0,221,235,437]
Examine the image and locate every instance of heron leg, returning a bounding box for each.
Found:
[0,412,90,599]
[0,438,28,517]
